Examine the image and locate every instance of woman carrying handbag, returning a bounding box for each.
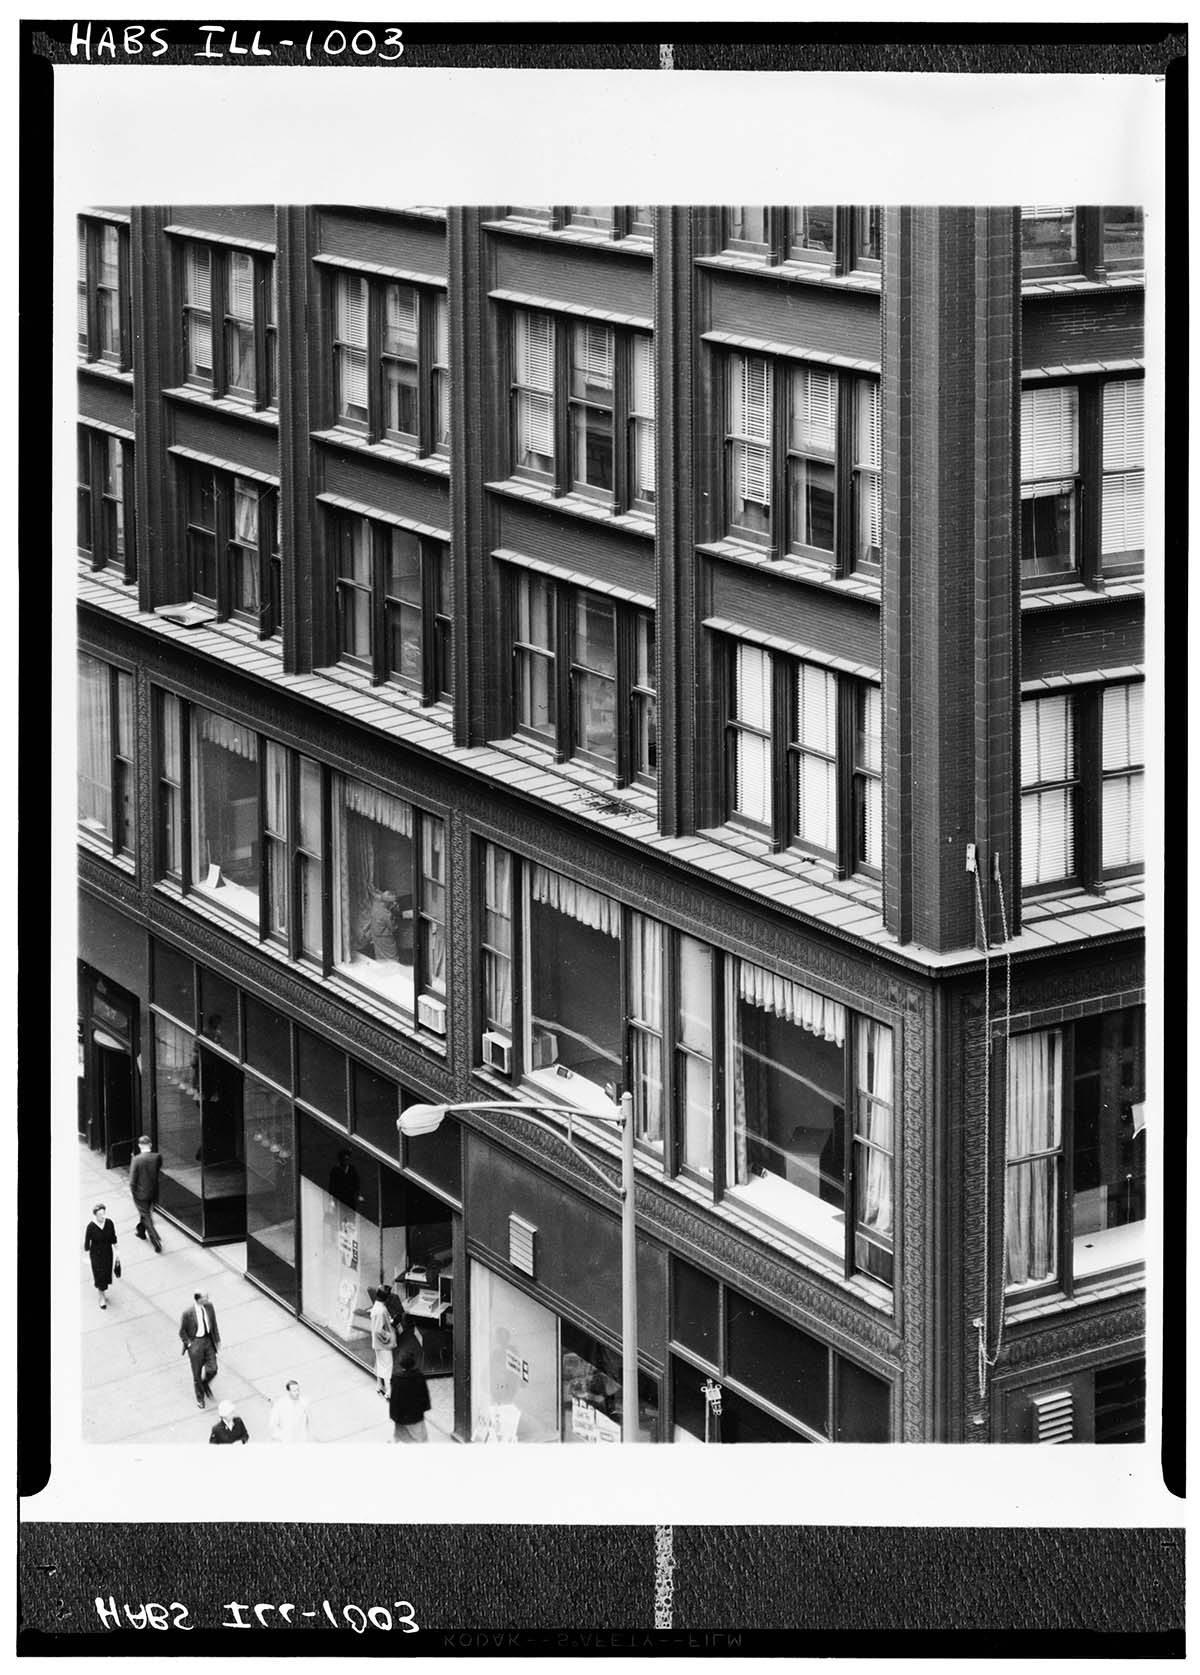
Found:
[368,1286,396,1396]
[84,1203,118,1310]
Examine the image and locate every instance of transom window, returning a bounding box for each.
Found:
[179,459,279,634]
[724,639,881,877]
[77,216,131,370]
[180,239,277,409]
[508,308,655,513]
[509,569,656,785]
[329,509,451,701]
[78,427,136,583]
[725,352,880,571]
[331,271,449,454]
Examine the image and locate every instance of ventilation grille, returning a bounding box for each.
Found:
[508,1215,537,1278]
[1032,1388,1075,1444]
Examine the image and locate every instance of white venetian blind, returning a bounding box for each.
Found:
[1101,683,1144,871]
[733,643,772,825]
[1021,696,1075,887]
[576,322,613,383]
[633,336,656,494]
[1102,381,1145,554]
[733,355,772,506]
[1021,387,1078,488]
[335,275,368,411]
[516,311,555,460]
[227,252,255,321]
[185,245,211,309]
[795,664,837,852]
[793,368,837,454]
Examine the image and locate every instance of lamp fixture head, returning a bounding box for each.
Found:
[397,1102,448,1139]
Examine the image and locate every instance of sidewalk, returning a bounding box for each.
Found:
[78,1142,455,1446]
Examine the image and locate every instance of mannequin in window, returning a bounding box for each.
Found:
[328,1148,360,1209]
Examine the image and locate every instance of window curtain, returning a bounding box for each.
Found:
[233,480,259,543]
[629,915,663,1143]
[197,708,257,760]
[340,778,412,836]
[856,1021,894,1238]
[737,961,845,1046]
[633,337,656,493]
[483,845,513,1032]
[77,654,111,831]
[1005,1031,1061,1287]
[530,865,620,938]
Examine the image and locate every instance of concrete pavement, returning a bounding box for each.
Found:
[78,1141,455,1445]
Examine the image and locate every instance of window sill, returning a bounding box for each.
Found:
[1004,1267,1145,1324]
[77,831,135,872]
[1021,272,1145,297]
[696,820,884,921]
[1021,576,1144,610]
[77,360,133,386]
[486,476,655,539]
[311,427,451,478]
[697,538,882,603]
[163,386,279,428]
[309,660,454,735]
[695,252,882,294]
[482,218,653,256]
[482,735,658,828]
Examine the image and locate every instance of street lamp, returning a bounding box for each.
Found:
[398,1091,639,1443]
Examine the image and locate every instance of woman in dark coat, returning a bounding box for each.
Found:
[84,1202,118,1310]
[388,1349,431,1442]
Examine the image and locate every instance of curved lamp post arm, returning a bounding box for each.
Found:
[399,1099,628,1197]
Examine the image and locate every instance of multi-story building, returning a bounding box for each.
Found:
[76,202,1146,1444]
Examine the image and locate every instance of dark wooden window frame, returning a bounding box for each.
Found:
[328,269,449,455]
[80,658,135,862]
[176,236,277,411]
[78,216,132,371]
[328,507,451,702]
[77,425,137,584]
[722,205,882,274]
[1020,205,1145,283]
[179,458,279,636]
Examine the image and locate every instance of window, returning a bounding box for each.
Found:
[507,308,655,513]
[506,206,654,241]
[1005,1010,1145,1299]
[329,509,451,700]
[1021,376,1144,586]
[77,217,131,370]
[1020,683,1144,891]
[180,239,277,409]
[156,691,183,879]
[331,777,446,1018]
[476,847,898,1293]
[723,638,881,876]
[727,960,895,1283]
[179,459,279,633]
[724,352,880,571]
[508,569,656,784]
[77,427,136,582]
[1021,205,1144,279]
[330,271,449,454]
[264,745,325,961]
[723,206,882,272]
[1020,387,1078,581]
[77,654,134,859]
[189,706,261,925]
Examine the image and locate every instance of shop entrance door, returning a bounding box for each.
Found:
[95,1035,136,1169]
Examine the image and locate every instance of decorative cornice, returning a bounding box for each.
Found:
[78,851,142,912]
[997,1298,1145,1373]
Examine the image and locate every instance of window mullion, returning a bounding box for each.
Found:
[179,700,193,891]
[836,679,854,879]
[257,487,273,640]
[366,283,383,443]
[317,765,333,975]
[770,363,785,559]
[769,656,788,851]
[1078,380,1102,588]
[370,522,387,686]
[256,743,270,942]
[420,541,436,706]
[1075,689,1102,893]
[1061,1026,1076,1297]
[120,440,137,585]
[843,1018,856,1277]
[417,292,434,457]
[768,207,787,266]
[84,225,99,361]
[252,256,269,413]
[117,228,132,372]
[614,606,633,787]
[553,323,569,497]
[214,472,231,621]
[87,433,103,571]
[613,333,631,512]
[107,669,120,859]
[210,251,228,399]
[285,751,300,962]
[833,206,852,277]
[554,585,571,764]
[835,372,853,578]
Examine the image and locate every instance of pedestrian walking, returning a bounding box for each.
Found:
[209,1400,249,1445]
[83,1203,118,1310]
[179,1291,221,1409]
[369,1286,396,1396]
[128,1135,164,1252]
[388,1349,431,1442]
[268,1379,312,1443]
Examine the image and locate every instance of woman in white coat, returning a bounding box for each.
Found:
[368,1286,396,1396]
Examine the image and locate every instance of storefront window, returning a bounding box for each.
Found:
[727,960,847,1252]
[332,776,416,1011]
[154,1014,203,1236]
[244,1073,296,1306]
[189,706,261,924]
[296,1027,347,1122]
[198,967,239,1053]
[526,865,622,1109]
[470,1264,559,1442]
[352,1060,398,1156]
[403,1108,462,1202]
[154,1016,246,1241]
[243,995,291,1088]
[726,1292,829,1435]
[152,940,195,1027]
[671,1259,719,1362]
[561,1322,659,1443]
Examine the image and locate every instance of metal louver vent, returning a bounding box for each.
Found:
[508,1215,537,1278]
[1032,1388,1075,1444]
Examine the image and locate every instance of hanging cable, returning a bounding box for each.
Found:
[978,851,1016,1380]
[968,845,993,1403]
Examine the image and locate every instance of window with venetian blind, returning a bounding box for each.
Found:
[1101,683,1144,875]
[179,459,280,635]
[725,352,880,573]
[77,653,135,860]
[724,638,881,876]
[1020,387,1079,580]
[78,427,137,584]
[1101,380,1145,572]
[180,239,277,409]
[508,307,655,513]
[328,508,451,702]
[78,217,131,370]
[1020,694,1076,888]
[330,271,449,454]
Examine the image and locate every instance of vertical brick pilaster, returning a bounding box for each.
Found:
[275,206,311,675]
[882,207,1020,952]
[447,207,494,749]
[129,206,173,611]
[654,206,698,837]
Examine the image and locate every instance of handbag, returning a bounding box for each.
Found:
[113,1257,121,1279]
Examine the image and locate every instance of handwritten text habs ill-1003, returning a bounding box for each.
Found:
[68,24,406,62]
[94,1597,420,1632]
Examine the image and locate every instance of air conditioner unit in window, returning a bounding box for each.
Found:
[481,1030,513,1076]
[530,1029,559,1070]
[416,994,448,1036]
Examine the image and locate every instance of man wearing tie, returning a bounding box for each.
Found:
[179,1291,221,1409]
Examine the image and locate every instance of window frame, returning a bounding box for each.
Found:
[505,566,657,787]
[77,654,135,862]
[721,350,880,574]
[177,236,277,411]
[721,636,881,879]
[77,216,132,371]
[178,458,280,636]
[328,269,449,456]
[328,508,451,702]
[505,206,655,243]
[506,306,655,516]
[1003,1009,1146,1305]
[1020,205,1144,282]
[722,205,882,274]
[77,426,137,584]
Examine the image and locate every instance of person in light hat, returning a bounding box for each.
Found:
[209,1399,249,1445]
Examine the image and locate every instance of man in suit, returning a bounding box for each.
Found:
[179,1291,220,1409]
[128,1134,164,1253]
